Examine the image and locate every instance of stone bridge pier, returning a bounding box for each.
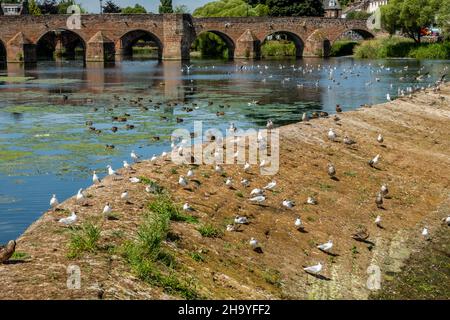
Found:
[0,14,376,64]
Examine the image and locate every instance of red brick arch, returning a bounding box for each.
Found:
[35,29,86,59]
[262,30,305,57]
[190,30,236,58]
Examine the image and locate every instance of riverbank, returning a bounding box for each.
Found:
[1,83,449,299]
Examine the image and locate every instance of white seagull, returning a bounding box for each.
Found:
[120,190,129,201]
[377,134,384,144]
[107,165,117,176]
[179,176,188,187]
[249,237,259,250]
[59,211,77,225]
[244,162,251,172]
[295,217,303,230]
[369,154,381,167]
[306,196,317,205]
[328,128,337,141]
[422,227,430,240]
[50,194,59,209]
[249,195,266,204]
[317,240,333,252]
[123,160,132,170]
[250,188,263,196]
[303,262,323,274]
[442,216,450,226]
[234,216,249,224]
[76,188,85,203]
[187,169,194,178]
[263,181,276,190]
[282,199,295,209]
[103,203,112,216]
[241,179,250,187]
[92,171,100,184]
[375,215,382,227]
[131,150,140,162]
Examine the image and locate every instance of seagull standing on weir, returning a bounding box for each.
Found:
[303,262,323,274]
[59,211,77,225]
[50,194,59,210]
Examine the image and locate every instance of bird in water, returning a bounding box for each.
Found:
[76,189,85,203]
[0,240,16,263]
[368,154,380,168]
[375,215,382,228]
[377,134,384,144]
[303,262,323,275]
[92,171,100,184]
[317,240,333,252]
[59,211,77,226]
[328,128,337,141]
[328,163,336,178]
[376,192,384,209]
[50,194,59,210]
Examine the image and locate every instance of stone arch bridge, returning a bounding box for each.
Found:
[0,13,375,63]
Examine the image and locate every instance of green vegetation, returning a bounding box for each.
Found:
[190,252,205,262]
[10,251,30,261]
[261,40,296,58]
[159,0,173,13]
[148,194,198,223]
[345,11,371,20]
[122,197,199,299]
[330,40,358,57]
[67,222,101,259]
[381,0,443,43]
[262,268,282,287]
[247,0,324,16]
[197,224,223,238]
[28,0,42,15]
[354,37,450,59]
[122,4,147,14]
[193,0,269,17]
[191,32,230,59]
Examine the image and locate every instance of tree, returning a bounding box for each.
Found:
[381,0,440,43]
[247,0,324,16]
[28,0,42,15]
[435,0,450,40]
[103,0,121,13]
[174,4,190,13]
[56,1,85,14]
[38,0,58,14]
[121,4,147,14]
[159,0,173,13]
[193,0,269,17]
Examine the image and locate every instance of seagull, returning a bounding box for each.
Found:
[422,227,430,240]
[229,122,237,134]
[59,211,77,225]
[92,171,100,184]
[386,93,391,101]
[303,262,322,274]
[376,192,384,208]
[368,154,380,167]
[178,176,188,187]
[343,136,356,145]
[250,188,263,196]
[107,165,117,176]
[377,133,384,143]
[328,128,337,141]
[295,217,304,230]
[263,181,276,190]
[226,224,240,232]
[380,184,389,196]
[375,215,382,227]
[120,190,129,201]
[129,177,140,183]
[183,202,193,211]
[215,164,223,173]
[259,159,267,168]
[123,160,132,170]
[317,240,333,252]
[442,216,450,226]
[306,196,317,205]
[241,179,250,187]
[131,150,140,162]
[328,163,336,178]
[76,189,85,203]
[103,203,112,216]
[302,113,309,122]
[244,162,251,172]
[266,120,274,130]
[249,237,260,250]
[282,199,295,209]
[234,216,249,224]
[225,177,233,187]
[150,154,157,162]
[249,195,266,204]
[50,194,59,210]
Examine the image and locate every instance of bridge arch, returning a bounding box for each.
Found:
[0,39,6,64]
[262,31,304,58]
[190,30,235,60]
[119,29,163,60]
[36,29,86,60]
[333,28,375,43]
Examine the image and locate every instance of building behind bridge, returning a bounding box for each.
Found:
[0,0,29,15]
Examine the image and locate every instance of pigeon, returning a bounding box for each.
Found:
[306,197,317,205]
[317,240,333,252]
[368,154,380,167]
[294,217,304,230]
[380,184,389,196]
[422,227,430,240]
[376,192,384,208]
[303,262,322,274]
[282,199,295,209]
[377,134,384,144]
[234,216,249,224]
[92,171,101,184]
[328,163,336,178]
[249,237,259,250]
[50,194,59,210]
[249,195,266,204]
[375,215,382,227]
[178,176,188,187]
[76,189,85,203]
[328,128,337,141]
[0,240,16,263]
[59,211,77,225]
[263,181,276,190]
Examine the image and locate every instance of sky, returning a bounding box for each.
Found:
[77,0,211,13]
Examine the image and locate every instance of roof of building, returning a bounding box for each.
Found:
[323,0,342,10]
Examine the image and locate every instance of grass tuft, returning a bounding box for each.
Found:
[67,222,101,259]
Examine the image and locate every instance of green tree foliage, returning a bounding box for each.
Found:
[102,0,121,13]
[38,0,58,14]
[159,0,173,13]
[436,0,450,40]
[346,10,370,20]
[193,0,269,17]
[122,3,147,14]
[173,4,190,13]
[28,0,42,15]
[246,0,324,16]
[191,32,230,59]
[57,0,84,14]
[381,0,440,43]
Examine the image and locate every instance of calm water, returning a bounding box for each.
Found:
[0,57,449,244]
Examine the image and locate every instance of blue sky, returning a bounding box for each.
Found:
[77,0,211,13]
